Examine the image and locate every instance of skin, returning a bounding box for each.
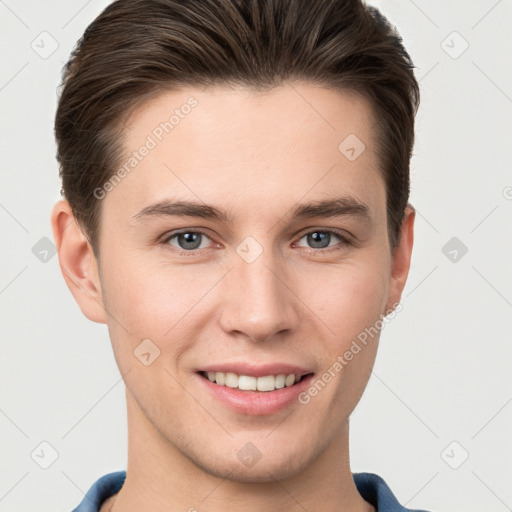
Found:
[51,82,414,512]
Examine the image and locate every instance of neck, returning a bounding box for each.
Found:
[108,389,374,512]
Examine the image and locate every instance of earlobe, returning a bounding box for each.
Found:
[385,203,415,313]
[50,199,108,324]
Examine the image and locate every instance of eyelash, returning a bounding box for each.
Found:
[160,228,351,256]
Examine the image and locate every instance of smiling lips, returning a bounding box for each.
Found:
[196,362,316,415]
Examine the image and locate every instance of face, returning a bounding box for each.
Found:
[54,82,414,483]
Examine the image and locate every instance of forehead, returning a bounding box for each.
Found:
[105,82,385,224]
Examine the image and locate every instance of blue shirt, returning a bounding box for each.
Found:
[71,470,431,511]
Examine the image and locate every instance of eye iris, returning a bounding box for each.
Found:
[308,232,331,249]
[178,232,202,250]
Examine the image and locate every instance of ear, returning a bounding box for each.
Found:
[50,199,108,324]
[385,203,415,314]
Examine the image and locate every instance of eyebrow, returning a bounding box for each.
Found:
[131,195,372,224]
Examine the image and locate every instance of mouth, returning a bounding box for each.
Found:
[195,368,316,415]
[197,370,315,392]
[196,369,314,417]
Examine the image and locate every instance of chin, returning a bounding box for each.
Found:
[203,457,304,483]
[190,442,314,483]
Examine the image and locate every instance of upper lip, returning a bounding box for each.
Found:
[197,362,314,378]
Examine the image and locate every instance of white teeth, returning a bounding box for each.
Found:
[225,372,238,388]
[274,374,286,389]
[256,375,274,392]
[203,371,303,391]
[285,374,295,387]
[239,375,257,391]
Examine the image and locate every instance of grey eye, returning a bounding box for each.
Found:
[166,231,211,251]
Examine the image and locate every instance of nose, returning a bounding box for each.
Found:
[218,245,301,343]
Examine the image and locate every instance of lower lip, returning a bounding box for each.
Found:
[195,372,315,415]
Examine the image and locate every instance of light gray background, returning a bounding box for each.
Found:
[1,1,511,511]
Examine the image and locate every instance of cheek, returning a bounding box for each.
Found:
[102,247,192,323]
[100,258,202,401]
[305,262,387,399]
[100,252,221,356]
[301,256,389,340]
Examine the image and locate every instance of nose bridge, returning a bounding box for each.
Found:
[219,237,299,341]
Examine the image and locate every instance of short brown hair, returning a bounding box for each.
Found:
[55,0,420,256]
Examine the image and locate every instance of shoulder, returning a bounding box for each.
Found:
[71,471,126,512]
[353,472,433,512]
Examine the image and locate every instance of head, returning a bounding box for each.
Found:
[52,0,418,483]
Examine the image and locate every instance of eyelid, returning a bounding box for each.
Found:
[296,226,351,241]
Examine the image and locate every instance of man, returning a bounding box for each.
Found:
[51,0,428,510]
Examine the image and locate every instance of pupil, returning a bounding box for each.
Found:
[309,232,330,249]
[180,232,201,250]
